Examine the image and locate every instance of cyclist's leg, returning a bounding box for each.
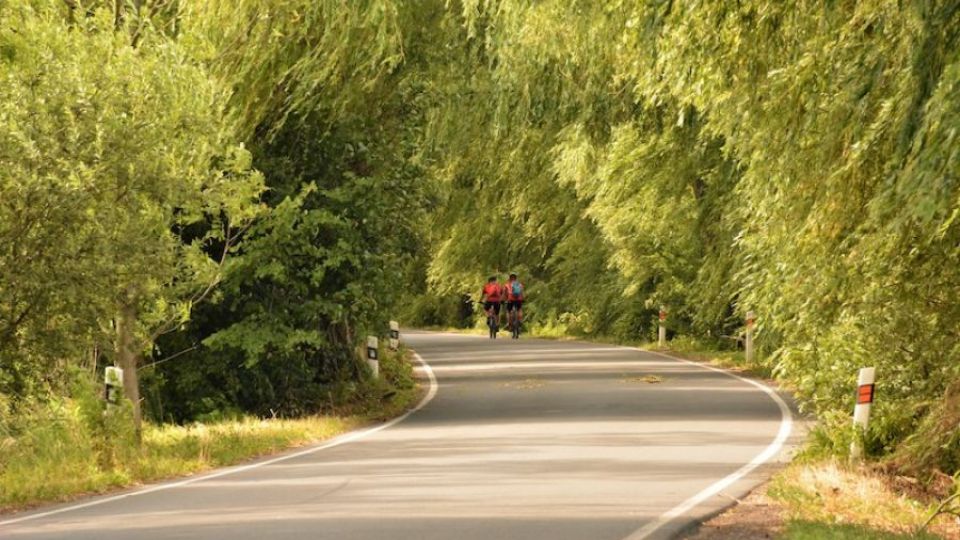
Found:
[483,301,496,337]
[517,302,523,336]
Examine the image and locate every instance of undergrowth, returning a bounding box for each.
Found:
[0,346,417,511]
[769,461,958,539]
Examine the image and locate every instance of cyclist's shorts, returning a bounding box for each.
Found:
[483,301,502,315]
[506,300,523,312]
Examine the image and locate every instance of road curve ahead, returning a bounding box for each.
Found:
[0,331,794,540]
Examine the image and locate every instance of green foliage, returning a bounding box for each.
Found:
[147,0,432,419]
[1,350,417,509]
[413,0,960,474]
[0,368,137,506]
[182,0,408,139]
[404,293,473,329]
[783,520,940,540]
[3,0,957,481]
[2,0,428,429]
[891,382,960,479]
[0,0,262,415]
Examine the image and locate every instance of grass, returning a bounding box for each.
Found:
[1,415,366,511]
[659,335,777,380]
[418,323,486,335]
[782,520,943,539]
[769,461,957,539]
[136,415,366,480]
[0,348,419,513]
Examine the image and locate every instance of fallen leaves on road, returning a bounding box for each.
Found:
[622,374,665,384]
[502,378,546,390]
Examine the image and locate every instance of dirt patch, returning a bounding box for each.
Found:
[682,483,784,539]
[682,468,960,540]
[882,470,955,503]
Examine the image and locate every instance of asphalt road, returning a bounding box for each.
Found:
[0,331,795,540]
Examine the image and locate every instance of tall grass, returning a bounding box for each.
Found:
[782,520,943,540]
[769,462,958,539]
[0,348,416,511]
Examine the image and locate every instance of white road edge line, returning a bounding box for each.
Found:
[0,351,439,528]
[623,348,794,540]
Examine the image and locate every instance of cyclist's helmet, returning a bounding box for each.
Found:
[509,272,517,279]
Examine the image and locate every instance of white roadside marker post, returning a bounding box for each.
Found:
[366,336,379,379]
[389,321,400,351]
[850,366,876,460]
[658,307,667,348]
[745,310,756,364]
[104,366,123,407]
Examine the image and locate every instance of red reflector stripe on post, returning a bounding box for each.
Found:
[857,384,875,404]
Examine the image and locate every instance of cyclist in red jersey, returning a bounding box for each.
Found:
[480,276,504,326]
[504,272,524,336]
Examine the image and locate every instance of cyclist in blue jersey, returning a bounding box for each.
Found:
[504,273,525,339]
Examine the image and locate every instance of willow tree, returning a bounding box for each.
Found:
[608,0,960,463]
[416,0,960,470]
[0,2,263,432]
[413,1,737,336]
[142,0,441,419]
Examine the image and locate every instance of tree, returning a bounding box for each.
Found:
[0,2,263,433]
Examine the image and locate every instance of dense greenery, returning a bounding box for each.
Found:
[1,0,957,480]
[1,345,414,508]
[411,0,960,476]
[0,1,263,432]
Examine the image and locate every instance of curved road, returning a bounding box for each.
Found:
[0,331,794,539]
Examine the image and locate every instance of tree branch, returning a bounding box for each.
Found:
[139,344,199,371]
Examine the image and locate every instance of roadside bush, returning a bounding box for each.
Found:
[0,369,137,506]
[348,344,416,420]
[404,294,472,328]
[889,382,960,480]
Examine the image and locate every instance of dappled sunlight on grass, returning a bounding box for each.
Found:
[138,415,364,475]
[0,349,417,511]
[769,461,956,538]
[783,519,942,539]
[0,414,366,511]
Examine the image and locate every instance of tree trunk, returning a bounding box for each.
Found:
[117,301,143,441]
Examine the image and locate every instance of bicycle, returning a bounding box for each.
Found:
[506,306,522,339]
[477,300,500,339]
